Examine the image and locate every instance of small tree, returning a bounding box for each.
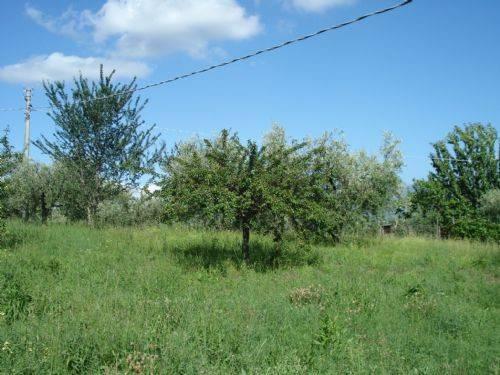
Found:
[297,132,403,242]
[163,127,310,260]
[34,66,163,225]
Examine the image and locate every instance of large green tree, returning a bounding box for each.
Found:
[411,123,499,239]
[34,67,163,225]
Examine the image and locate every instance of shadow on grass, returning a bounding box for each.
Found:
[168,233,321,273]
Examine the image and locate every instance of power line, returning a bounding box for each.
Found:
[0,107,25,112]
[158,127,215,137]
[406,156,499,163]
[13,0,412,111]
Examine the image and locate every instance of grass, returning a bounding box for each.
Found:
[0,221,498,374]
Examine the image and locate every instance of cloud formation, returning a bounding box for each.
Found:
[288,0,355,12]
[3,0,262,83]
[25,5,89,39]
[90,0,261,58]
[27,0,262,58]
[0,53,150,84]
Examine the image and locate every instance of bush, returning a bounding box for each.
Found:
[96,199,129,226]
[480,189,500,223]
[96,194,163,227]
[48,208,69,224]
[449,217,500,242]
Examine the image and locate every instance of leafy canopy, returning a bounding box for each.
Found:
[411,123,499,239]
[34,66,163,224]
[162,126,403,259]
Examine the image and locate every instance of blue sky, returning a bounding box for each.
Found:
[0,0,498,183]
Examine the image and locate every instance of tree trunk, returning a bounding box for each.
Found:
[86,203,97,227]
[242,223,250,261]
[435,218,441,239]
[273,224,284,258]
[40,192,49,225]
[23,204,30,222]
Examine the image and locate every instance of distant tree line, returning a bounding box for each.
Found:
[0,68,498,253]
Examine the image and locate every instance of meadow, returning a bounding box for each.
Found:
[0,221,498,374]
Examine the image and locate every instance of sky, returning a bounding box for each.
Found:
[0,0,498,183]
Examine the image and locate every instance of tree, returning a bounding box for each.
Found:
[296,132,403,243]
[162,126,403,258]
[34,66,163,225]
[429,123,499,208]
[411,123,499,239]
[163,127,311,260]
[6,162,64,224]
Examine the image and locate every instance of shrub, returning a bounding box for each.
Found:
[480,189,500,223]
[449,217,500,242]
[96,194,163,227]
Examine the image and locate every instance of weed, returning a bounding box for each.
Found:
[403,284,437,318]
[125,351,158,374]
[289,285,324,306]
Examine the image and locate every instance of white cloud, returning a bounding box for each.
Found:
[0,53,150,84]
[26,0,262,59]
[87,0,262,58]
[25,5,89,39]
[15,1,261,84]
[289,0,355,12]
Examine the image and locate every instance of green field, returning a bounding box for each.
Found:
[1,222,498,374]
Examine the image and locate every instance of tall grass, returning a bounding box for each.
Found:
[0,222,498,373]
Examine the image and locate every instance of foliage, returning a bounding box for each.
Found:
[162,127,403,257]
[410,123,499,240]
[5,162,65,223]
[163,126,312,260]
[96,191,164,227]
[0,129,21,244]
[479,188,500,223]
[429,123,499,208]
[0,223,498,373]
[297,131,403,243]
[34,66,163,225]
[448,216,500,242]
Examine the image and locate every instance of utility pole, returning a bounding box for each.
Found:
[23,88,32,161]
